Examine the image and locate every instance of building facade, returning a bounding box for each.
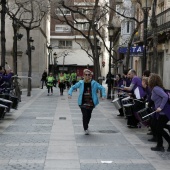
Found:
[0,0,50,88]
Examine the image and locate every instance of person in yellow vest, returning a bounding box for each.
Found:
[65,72,71,89]
[46,72,55,96]
[70,71,77,86]
[58,72,66,95]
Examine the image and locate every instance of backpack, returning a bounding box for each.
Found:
[164,89,170,104]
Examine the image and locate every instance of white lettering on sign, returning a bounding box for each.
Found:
[137,47,142,52]
[132,47,136,52]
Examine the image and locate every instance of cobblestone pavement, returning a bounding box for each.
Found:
[0,86,170,170]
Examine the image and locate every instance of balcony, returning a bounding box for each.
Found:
[156,8,170,32]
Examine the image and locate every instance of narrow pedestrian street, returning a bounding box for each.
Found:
[0,86,170,170]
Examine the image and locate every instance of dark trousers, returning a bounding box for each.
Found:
[72,80,77,85]
[47,86,53,93]
[80,107,93,130]
[156,115,170,147]
[42,80,47,88]
[150,116,158,139]
[59,83,65,94]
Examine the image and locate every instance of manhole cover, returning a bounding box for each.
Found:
[98,130,118,133]
[59,117,66,120]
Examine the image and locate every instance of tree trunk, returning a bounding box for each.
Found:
[125,42,131,70]
[12,21,17,75]
[151,0,158,73]
[26,29,32,96]
[1,0,6,68]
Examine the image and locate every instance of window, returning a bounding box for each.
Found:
[75,23,89,30]
[55,25,71,33]
[127,21,130,33]
[78,8,87,14]
[58,40,72,49]
[55,8,71,15]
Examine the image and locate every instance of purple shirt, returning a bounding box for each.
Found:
[131,76,146,99]
[151,86,170,120]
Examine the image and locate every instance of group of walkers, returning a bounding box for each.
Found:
[112,69,170,152]
[40,70,77,96]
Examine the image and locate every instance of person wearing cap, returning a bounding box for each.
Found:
[68,69,106,135]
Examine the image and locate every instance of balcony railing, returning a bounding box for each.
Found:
[145,9,170,39]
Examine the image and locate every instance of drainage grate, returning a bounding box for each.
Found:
[59,117,66,120]
[98,130,118,133]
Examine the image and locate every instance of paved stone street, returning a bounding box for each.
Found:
[0,86,170,170]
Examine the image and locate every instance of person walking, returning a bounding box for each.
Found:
[46,72,55,96]
[70,71,77,86]
[41,70,47,89]
[68,69,106,135]
[148,73,170,152]
[58,72,66,95]
[64,72,71,89]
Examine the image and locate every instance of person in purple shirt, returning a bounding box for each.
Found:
[148,73,170,152]
[122,69,146,128]
[115,74,124,117]
[122,70,131,87]
[0,67,13,88]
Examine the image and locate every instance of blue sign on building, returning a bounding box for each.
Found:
[119,46,144,54]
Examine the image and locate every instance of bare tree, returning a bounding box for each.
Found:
[107,0,145,70]
[1,0,7,68]
[150,0,158,73]
[51,0,110,80]
[7,0,50,96]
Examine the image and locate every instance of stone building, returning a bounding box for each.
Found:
[0,0,50,88]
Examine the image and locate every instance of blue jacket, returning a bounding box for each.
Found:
[68,80,106,107]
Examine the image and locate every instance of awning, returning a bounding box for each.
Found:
[54,49,93,66]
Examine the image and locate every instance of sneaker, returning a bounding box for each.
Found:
[84,130,89,135]
[47,94,49,96]
[151,146,165,152]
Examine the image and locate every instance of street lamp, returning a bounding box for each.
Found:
[141,0,152,73]
[107,26,114,99]
[53,52,57,75]
[47,45,52,74]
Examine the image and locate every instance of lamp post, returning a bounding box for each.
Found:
[12,19,23,75]
[26,37,35,96]
[141,0,152,73]
[47,45,52,74]
[107,26,114,99]
[53,52,57,75]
